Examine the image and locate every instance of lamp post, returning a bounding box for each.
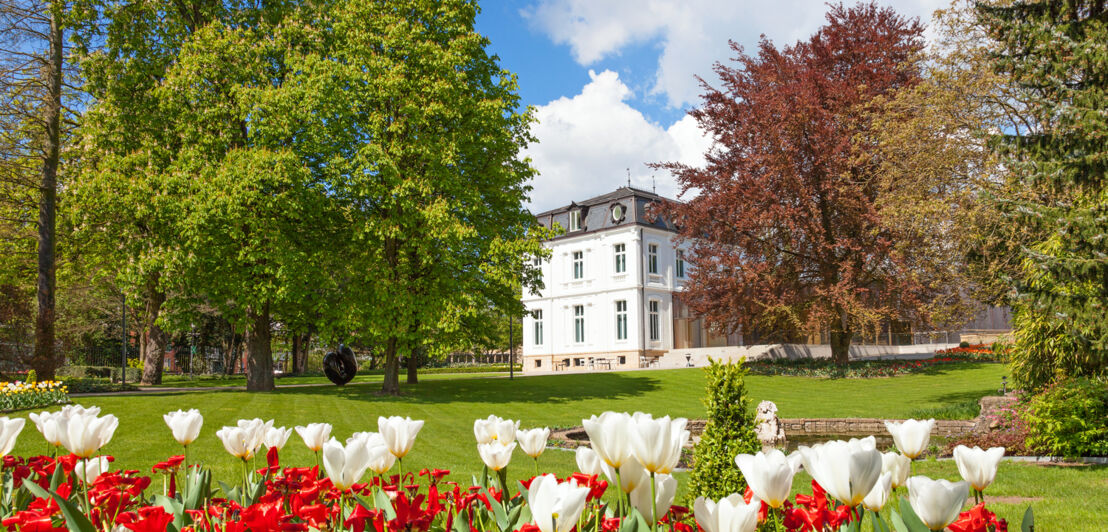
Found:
[508,315,514,380]
[121,293,127,385]
[189,323,197,377]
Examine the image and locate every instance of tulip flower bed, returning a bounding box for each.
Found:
[745,357,1004,379]
[0,404,1035,532]
[0,381,69,413]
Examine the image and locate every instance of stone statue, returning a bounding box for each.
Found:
[754,400,786,451]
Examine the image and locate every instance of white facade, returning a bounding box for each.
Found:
[521,223,691,372]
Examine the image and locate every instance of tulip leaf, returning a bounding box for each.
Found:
[184,468,212,510]
[22,480,97,532]
[152,495,186,532]
[871,511,892,532]
[490,494,509,530]
[1021,506,1034,532]
[888,508,909,532]
[373,487,397,520]
[452,511,472,532]
[892,497,930,532]
[515,503,532,529]
[49,461,66,491]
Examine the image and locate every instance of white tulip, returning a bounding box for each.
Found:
[0,416,26,456]
[295,423,332,452]
[881,451,911,489]
[265,426,293,450]
[215,426,255,460]
[601,457,648,494]
[576,446,603,476]
[630,472,677,524]
[863,472,893,512]
[60,405,100,417]
[582,412,634,468]
[477,441,516,471]
[518,427,551,459]
[629,412,689,474]
[906,476,969,531]
[346,432,396,475]
[885,419,935,459]
[474,415,519,444]
[58,413,118,458]
[75,456,111,484]
[694,494,760,532]
[798,437,882,507]
[528,474,591,532]
[236,418,273,455]
[953,445,1005,492]
[323,436,372,490]
[163,409,204,446]
[29,412,63,448]
[378,416,424,459]
[734,449,796,509]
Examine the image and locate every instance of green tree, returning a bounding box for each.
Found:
[688,358,759,500]
[978,1,1108,390]
[315,0,545,394]
[0,0,90,378]
[73,0,226,385]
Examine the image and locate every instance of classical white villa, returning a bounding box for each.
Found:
[521,186,742,373]
[519,186,1013,374]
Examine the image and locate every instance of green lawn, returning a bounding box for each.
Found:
[10,363,1102,530]
[151,371,507,388]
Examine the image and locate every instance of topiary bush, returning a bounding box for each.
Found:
[687,357,760,500]
[1024,376,1108,457]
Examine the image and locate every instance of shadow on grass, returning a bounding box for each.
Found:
[133,371,664,405]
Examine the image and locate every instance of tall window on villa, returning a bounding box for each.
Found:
[533,310,543,346]
[569,210,581,231]
[574,305,585,343]
[614,243,626,273]
[648,300,660,341]
[615,300,628,340]
[572,251,584,279]
[648,243,659,274]
[676,250,685,278]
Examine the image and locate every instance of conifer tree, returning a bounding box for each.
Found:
[978,1,1108,390]
[688,358,759,500]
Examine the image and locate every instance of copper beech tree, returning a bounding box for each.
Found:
[658,3,930,364]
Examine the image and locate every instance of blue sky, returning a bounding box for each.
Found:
[474,0,950,212]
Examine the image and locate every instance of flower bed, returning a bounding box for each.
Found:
[745,348,1004,379]
[0,381,68,412]
[0,406,1031,532]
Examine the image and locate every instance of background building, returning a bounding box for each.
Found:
[521,186,741,373]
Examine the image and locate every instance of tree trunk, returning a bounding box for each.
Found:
[296,332,310,373]
[829,308,852,365]
[290,333,300,375]
[245,303,274,391]
[381,336,400,394]
[30,11,64,381]
[406,344,418,384]
[139,287,167,385]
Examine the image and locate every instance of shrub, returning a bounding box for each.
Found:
[688,358,760,500]
[57,365,142,382]
[959,341,970,348]
[1024,376,1108,457]
[1009,306,1106,393]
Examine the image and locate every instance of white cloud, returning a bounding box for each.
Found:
[524,0,951,108]
[524,70,711,212]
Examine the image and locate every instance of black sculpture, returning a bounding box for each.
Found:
[324,344,358,385]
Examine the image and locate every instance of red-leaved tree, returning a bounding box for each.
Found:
[657,2,927,364]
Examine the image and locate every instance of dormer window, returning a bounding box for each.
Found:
[611,204,625,222]
[569,210,582,231]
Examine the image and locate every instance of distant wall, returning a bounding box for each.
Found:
[654,342,959,369]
